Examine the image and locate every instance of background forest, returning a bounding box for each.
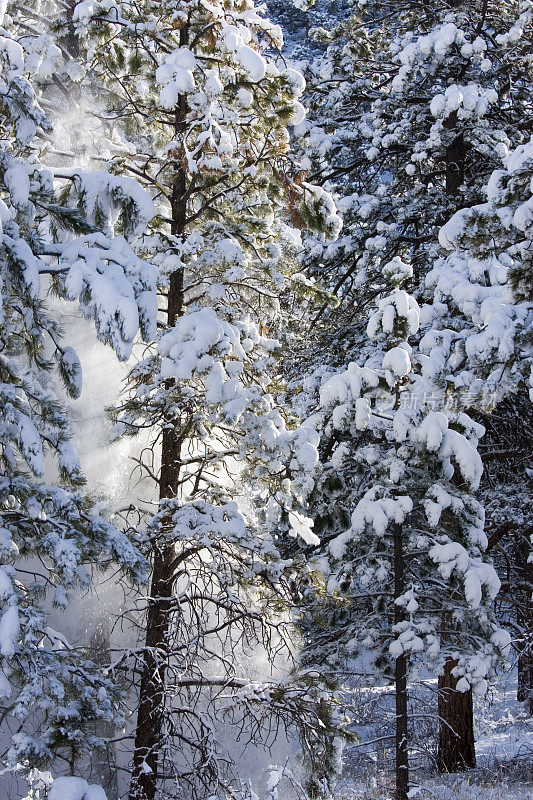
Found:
[0,1,531,799]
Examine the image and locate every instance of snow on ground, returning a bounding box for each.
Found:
[475,671,532,764]
[335,669,532,799]
[336,777,531,800]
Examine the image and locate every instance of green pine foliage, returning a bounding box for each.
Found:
[0,2,154,779]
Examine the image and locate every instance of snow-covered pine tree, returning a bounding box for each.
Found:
[296,255,511,800]
[298,0,532,325]
[422,138,533,718]
[72,2,341,799]
[0,1,158,782]
[288,0,532,774]
[426,136,533,407]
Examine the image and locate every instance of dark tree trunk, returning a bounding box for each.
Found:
[517,649,533,716]
[436,123,477,771]
[437,612,476,771]
[393,524,409,800]
[437,657,476,772]
[128,230,185,800]
[516,531,533,715]
[445,131,465,196]
[128,538,178,800]
[128,42,189,800]
[65,2,81,58]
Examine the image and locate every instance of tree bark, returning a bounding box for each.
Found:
[128,42,189,800]
[516,531,533,715]
[517,647,533,717]
[393,523,409,800]
[65,1,81,58]
[445,131,465,196]
[437,657,476,772]
[436,120,477,771]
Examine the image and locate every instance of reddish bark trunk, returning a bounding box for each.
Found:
[129,41,189,799]
[436,121,476,773]
[437,658,476,772]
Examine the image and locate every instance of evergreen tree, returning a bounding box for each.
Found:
[424,137,533,721]
[0,1,157,781]
[295,255,511,800]
[72,2,341,799]
[296,0,532,363]
[426,136,533,406]
[287,0,532,778]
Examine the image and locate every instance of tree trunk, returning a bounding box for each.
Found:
[517,649,533,717]
[128,236,185,800]
[393,523,409,800]
[516,530,533,715]
[436,122,477,771]
[65,1,81,58]
[437,657,476,771]
[128,52,189,800]
[128,537,178,799]
[445,131,465,196]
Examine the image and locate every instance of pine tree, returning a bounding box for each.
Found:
[295,255,511,800]
[72,2,341,798]
[426,136,533,405]
[296,0,532,360]
[0,1,157,781]
[288,0,532,776]
[425,138,533,719]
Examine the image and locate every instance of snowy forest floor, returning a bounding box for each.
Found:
[333,670,532,799]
